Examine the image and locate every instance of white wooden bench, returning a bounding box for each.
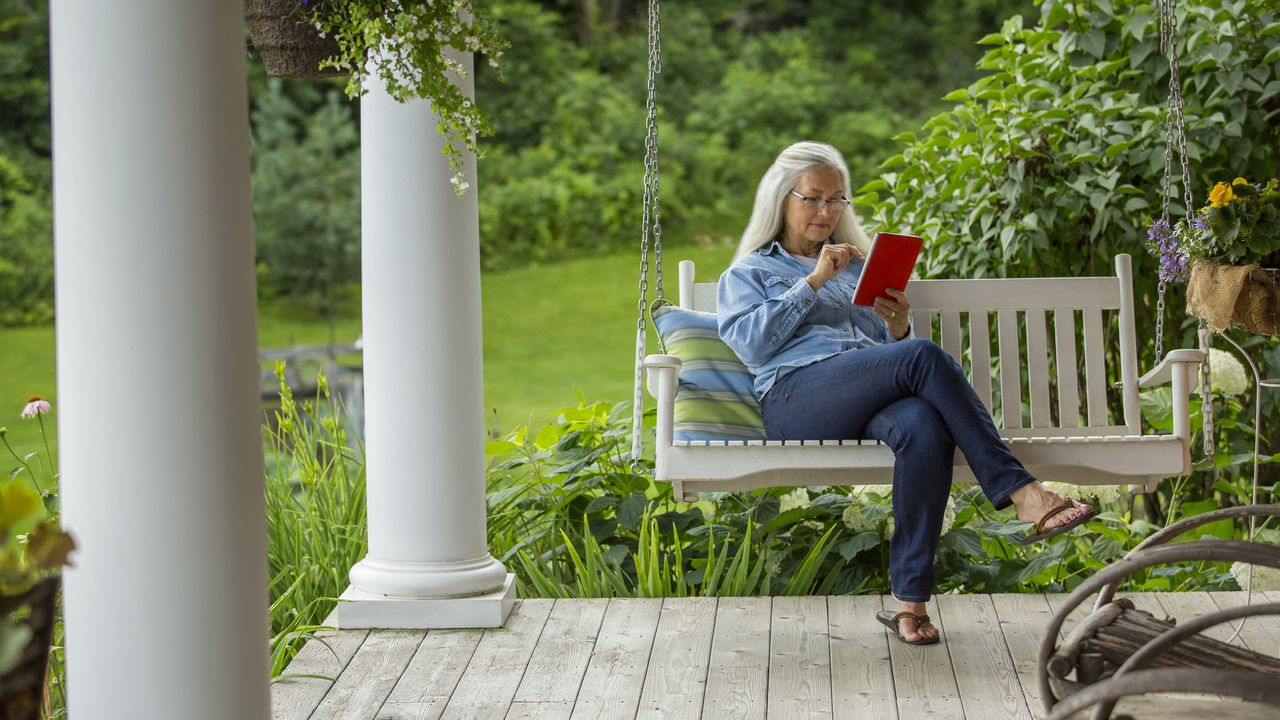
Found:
[644,254,1204,502]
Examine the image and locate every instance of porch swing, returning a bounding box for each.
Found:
[628,0,1208,502]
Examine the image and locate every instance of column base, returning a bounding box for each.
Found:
[333,573,516,629]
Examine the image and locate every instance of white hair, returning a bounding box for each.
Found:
[732,141,873,262]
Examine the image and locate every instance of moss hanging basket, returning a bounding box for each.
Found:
[246,0,344,79]
[1187,260,1280,336]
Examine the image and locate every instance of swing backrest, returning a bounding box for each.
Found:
[679,254,1143,438]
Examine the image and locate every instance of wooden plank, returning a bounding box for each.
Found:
[635,596,716,720]
[384,629,482,707]
[1025,309,1052,428]
[829,595,897,720]
[1053,308,1081,427]
[905,277,1122,310]
[506,702,575,720]
[513,599,608,704]
[937,594,1032,720]
[912,309,934,343]
[998,309,1023,429]
[571,598,663,720]
[970,310,993,413]
[438,599,554,720]
[271,628,370,720]
[1210,591,1280,657]
[701,596,770,720]
[988,594,1054,715]
[1082,307,1108,426]
[941,310,962,364]
[768,596,833,719]
[1152,592,1242,644]
[310,630,424,720]
[882,596,963,719]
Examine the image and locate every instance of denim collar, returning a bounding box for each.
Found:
[757,237,835,256]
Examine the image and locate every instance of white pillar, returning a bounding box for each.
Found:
[339,50,514,628]
[50,2,268,719]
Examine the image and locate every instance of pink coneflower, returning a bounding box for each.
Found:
[21,396,52,419]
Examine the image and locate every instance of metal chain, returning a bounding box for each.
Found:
[630,0,663,466]
[1159,0,1213,455]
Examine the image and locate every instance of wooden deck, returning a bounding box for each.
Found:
[272,592,1280,720]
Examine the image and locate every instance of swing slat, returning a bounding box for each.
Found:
[998,309,1023,429]
[941,310,962,364]
[1083,306,1108,426]
[1026,308,1052,428]
[970,310,993,412]
[1054,308,1081,428]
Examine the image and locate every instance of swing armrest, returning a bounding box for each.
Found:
[643,355,681,480]
[1137,349,1205,388]
[643,354,682,398]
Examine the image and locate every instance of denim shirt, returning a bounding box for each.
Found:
[717,238,913,399]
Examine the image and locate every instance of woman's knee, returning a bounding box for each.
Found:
[871,397,954,451]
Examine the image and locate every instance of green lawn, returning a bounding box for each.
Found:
[0,242,737,462]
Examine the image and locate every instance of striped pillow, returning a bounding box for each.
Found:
[651,302,767,441]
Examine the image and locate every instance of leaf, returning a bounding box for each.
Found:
[945,528,986,557]
[25,522,76,569]
[0,481,42,532]
[615,491,650,531]
[837,531,881,560]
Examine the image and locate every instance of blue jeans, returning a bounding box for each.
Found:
[761,338,1034,601]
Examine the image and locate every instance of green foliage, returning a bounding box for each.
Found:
[1198,177,1280,265]
[263,365,367,675]
[861,0,1280,290]
[251,81,361,318]
[0,152,53,326]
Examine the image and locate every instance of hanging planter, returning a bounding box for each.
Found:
[1187,261,1280,336]
[0,577,60,720]
[245,0,344,78]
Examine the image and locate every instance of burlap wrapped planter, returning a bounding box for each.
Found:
[1187,260,1280,336]
[0,577,59,720]
[246,0,344,78]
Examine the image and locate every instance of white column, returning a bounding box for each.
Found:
[50,3,268,720]
[339,49,514,629]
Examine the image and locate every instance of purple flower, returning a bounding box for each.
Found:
[1145,218,1188,283]
[21,396,51,419]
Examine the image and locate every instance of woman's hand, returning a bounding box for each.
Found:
[874,288,911,340]
[805,243,862,291]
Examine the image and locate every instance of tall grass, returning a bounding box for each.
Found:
[263,365,367,675]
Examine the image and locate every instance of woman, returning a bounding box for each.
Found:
[716,141,1095,645]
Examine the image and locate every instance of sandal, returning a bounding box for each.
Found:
[1017,500,1097,545]
[876,610,941,645]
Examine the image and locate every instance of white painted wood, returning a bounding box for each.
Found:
[311,630,425,720]
[907,276,1122,310]
[51,4,271,718]
[768,596,833,719]
[941,310,963,364]
[571,598,663,720]
[350,47,508,609]
[912,309,934,343]
[272,629,370,720]
[647,254,1196,493]
[882,596,964,719]
[1115,254,1142,433]
[513,599,608,703]
[702,597,770,720]
[970,310,994,412]
[1025,309,1052,428]
[384,629,483,705]
[679,260,696,309]
[936,595,1032,720]
[1082,307,1108,426]
[828,595,897,720]
[1053,309,1081,427]
[635,597,716,720]
[998,309,1023,429]
[439,599,554,720]
[988,594,1054,713]
[691,283,718,312]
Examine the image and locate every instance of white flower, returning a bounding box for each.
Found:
[1229,562,1280,591]
[1195,348,1250,396]
[842,504,876,533]
[882,513,895,540]
[940,496,956,536]
[20,396,51,419]
[802,520,826,532]
[778,488,810,513]
[850,484,893,500]
[1044,481,1123,506]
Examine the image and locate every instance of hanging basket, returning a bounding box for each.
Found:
[245,0,344,79]
[0,576,60,720]
[1186,260,1280,336]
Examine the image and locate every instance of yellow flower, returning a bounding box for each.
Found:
[1208,181,1235,208]
[1232,177,1249,186]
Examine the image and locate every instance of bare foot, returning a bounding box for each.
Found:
[895,600,940,643]
[1009,482,1093,529]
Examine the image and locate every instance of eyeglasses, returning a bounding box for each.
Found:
[788,190,851,211]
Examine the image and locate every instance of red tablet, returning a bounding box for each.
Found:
[852,232,924,306]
